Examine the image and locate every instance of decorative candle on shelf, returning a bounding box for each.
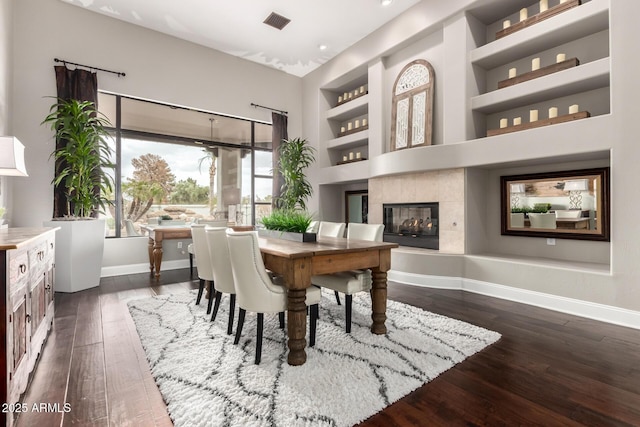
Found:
[348,92,353,99]
[347,122,352,131]
[520,8,528,21]
[532,57,541,71]
[340,126,346,133]
[569,104,579,114]
[508,67,517,78]
[540,0,548,13]
[530,110,539,122]
[349,152,354,160]
[338,95,343,103]
[362,118,368,127]
[513,117,522,126]
[359,86,364,94]
[354,119,360,129]
[343,155,348,161]
[556,53,566,63]
[500,118,508,129]
[356,152,361,159]
[549,107,558,118]
[503,19,511,29]
[343,92,348,100]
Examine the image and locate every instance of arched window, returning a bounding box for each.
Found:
[391,59,435,151]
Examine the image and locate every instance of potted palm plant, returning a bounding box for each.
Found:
[259,137,316,241]
[42,98,115,292]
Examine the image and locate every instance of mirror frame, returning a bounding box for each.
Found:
[500,167,610,241]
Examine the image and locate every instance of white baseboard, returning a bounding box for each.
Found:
[101,259,191,277]
[388,270,640,330]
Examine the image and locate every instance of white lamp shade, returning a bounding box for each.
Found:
[564,179,588,191]
[0,136,28,176]
[510,183,526,193]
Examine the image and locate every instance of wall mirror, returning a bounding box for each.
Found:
[345,190,368,224]
[501,167,610,241]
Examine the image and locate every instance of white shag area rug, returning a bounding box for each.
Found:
[128,289,500,427]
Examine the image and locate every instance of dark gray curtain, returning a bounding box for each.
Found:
[271,112,288,208]
[53,65,98,217]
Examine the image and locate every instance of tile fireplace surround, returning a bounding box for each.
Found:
[369,168,465,254]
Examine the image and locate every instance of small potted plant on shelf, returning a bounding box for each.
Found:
[259,137,317,242]
[42,98,115,293]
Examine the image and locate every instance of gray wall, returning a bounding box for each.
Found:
[9,0,302,267]
[301,0,640,313]
[0,0,12,215]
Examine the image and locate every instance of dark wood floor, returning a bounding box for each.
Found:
[13,269,640,426]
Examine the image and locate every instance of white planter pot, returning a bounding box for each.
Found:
[43,218,106,293]
[257,228,317,242]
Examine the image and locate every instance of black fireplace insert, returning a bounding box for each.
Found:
[383,202,439,249]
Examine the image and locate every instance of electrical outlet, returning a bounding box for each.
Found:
[546,238,556,246]
[177,242,183,249]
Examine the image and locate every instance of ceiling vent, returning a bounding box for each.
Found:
[263,12,291,30]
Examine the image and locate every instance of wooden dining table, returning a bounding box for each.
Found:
[258,235,398,366]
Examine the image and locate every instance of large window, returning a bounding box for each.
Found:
[98,93,273,237]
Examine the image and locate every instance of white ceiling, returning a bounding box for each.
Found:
[60,0,423,77]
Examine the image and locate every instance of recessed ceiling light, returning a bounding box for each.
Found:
[318,44,328,51]
[381,0,393,6]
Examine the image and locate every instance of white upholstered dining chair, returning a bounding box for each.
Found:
[226,230,320,365]
[205,227,236,334]
[312,223,384,333]
[188,219,227,276]
[317,221,346,238]
[316,221,347,303]
[190,224,215,314]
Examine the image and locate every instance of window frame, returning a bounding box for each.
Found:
[101,93,273,238]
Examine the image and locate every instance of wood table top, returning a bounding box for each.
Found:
[257,235,398,259]
[0,227,59,250]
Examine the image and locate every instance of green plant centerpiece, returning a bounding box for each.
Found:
[42,98,115,293]
[42,98,115,218]
[259,137,316,241]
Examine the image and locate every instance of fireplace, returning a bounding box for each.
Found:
[383,202,439,249]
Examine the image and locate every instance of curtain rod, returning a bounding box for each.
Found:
[250,103,287,115]
[54,58,126,77]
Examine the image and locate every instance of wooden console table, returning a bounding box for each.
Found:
[140,225,192,278]
[1,227,58,427]
[140,224,254,278]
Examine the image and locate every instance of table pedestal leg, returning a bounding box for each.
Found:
[370,268,388,334]
[152,240,163,278]
[286,288,307,365]
[147,238,155,275]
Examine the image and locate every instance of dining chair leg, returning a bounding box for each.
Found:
[334,290,341,305]
[227,294,236,335]
[196,279,205,305]
[278,311,285,329]
[189,253,194,277]
[309,304,318,347]
[345,294,353,333]
[206,281,215,314]
[211,291,223,322]
[234,308,246,345]
[255,313,264,365]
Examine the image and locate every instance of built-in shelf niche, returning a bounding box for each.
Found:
[468,0,609,139]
